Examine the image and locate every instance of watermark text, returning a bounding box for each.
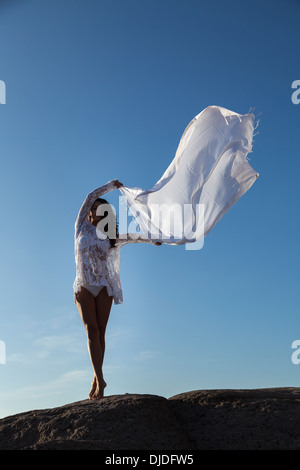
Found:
[291,340,300,364]
[291,80,300,104]
[0,340,6,364]
[95,197,205,250]
[0,80,6,104]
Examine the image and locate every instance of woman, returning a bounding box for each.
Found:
[74,179,161,400]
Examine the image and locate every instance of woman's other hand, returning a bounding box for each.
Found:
[113,180,123,188]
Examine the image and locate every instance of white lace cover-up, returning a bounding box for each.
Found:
[73,180,156,304]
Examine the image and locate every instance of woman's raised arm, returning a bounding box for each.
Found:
[75,180,122,236]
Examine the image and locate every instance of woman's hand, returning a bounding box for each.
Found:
[113,180,123,188]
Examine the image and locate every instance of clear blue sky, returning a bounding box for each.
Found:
[0,0,299,418]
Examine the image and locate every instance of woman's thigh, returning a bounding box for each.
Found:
[75,287,98,331]
[95,286,113,333]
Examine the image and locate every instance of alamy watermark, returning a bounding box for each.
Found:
[291,340,300,364]
[291,80,300,104]
[95,196,205,250]
[0,80,6,104]
[0,340,6,364]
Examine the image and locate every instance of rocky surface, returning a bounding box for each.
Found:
[1,388,300,450]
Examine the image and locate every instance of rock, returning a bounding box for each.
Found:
[1,388,300,450]
[0,394,192,450]
[168,387,300,450]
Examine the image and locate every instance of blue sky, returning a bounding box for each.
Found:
[0,0,299,418]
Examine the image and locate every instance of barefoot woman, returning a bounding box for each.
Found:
[74,179,161,400]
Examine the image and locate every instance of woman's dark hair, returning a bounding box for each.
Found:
[90,198,119,248]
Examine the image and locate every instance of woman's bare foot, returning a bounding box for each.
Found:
[89,377,107,400]
[91,386,103,400]
[90,380,106,400]
[88,377,97,400]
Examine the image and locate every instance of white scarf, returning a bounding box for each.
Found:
[119,106,259,249]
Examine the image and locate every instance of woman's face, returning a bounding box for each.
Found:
[89,201,104,226]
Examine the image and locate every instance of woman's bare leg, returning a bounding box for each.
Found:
[75,287,105,400]
[95,286,113,393]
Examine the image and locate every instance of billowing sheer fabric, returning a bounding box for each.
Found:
[73,181,157,305]
[119,106,259,246]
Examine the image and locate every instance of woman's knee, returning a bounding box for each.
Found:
[86,324,100,342]
[99,327,106,344]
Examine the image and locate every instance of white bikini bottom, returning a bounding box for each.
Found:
[81,284,106,298]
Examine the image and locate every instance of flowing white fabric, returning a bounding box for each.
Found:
[119,106,259,246]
